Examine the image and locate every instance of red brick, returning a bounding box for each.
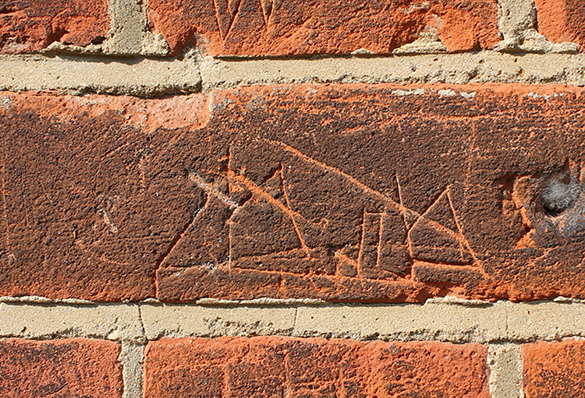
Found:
[147,0,500,56]
[0,94,210,301]
[523,339,585,397]
[0,338,122,398]
[535,0,585,50]
[3,85,585,302]
[144,337,489,398]
[0,0,109,54]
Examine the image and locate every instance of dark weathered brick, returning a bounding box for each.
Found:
[144,337,490,398]
[0,338,122,398]
[3,85,585,301]
[0,94,209,300]
[147,0,500,56]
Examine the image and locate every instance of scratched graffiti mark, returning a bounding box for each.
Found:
[177,141,483,281]
[259,0,274,26]
[213,0,243,40]
[408,188,476,266]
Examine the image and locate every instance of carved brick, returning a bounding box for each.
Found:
[147,0,500,56]
[1,85,585,301]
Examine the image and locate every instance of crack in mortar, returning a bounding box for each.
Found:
[195,297,329,306]
[0,302,146,343]
[197,52,585,93]
[137,305,147,339]
[202,318,296,339]
[505,302,510,340]
[126,297,585,344]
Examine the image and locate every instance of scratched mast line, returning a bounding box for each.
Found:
[280,166,312,259]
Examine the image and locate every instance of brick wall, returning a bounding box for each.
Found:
[1,0,585,396]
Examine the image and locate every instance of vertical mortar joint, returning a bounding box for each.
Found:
[103,0,169,56]
[495,0,577,53]
[488,343,524,398]
[119,341,146,398]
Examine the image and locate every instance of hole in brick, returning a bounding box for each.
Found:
[47,29,69,45]
[538,174,581,217]
[91,36,106,45]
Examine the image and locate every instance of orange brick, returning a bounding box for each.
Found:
[535,0,585,50]
[0,338,122,398]
[147,0,500,56]
[144,337,490,398]
[523,339,585,397]
[0,0,109,53]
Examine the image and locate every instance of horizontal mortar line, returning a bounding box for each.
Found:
[2,296,585,345]
[2,295,584,306]
[200,51,585,89]
[1,51,585,98]
[0,54,202,98]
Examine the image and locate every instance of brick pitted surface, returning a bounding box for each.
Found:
[2,0,585,393]
[0,0,109,54]
[0,338,122,398]
[144,337,489,398]
[147,0,500,56]
[523,339,585,397]
[0,94,209,301]
[535,0,585,50]
[2,85,585,302]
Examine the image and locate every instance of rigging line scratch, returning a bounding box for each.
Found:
[333,251,357,267]
[37,176,64,220]
[376,212,384,269]
[356,210,367,276]
[446,188,483,268]
[231,172,310,222]
[97,208,119,234]
[20,174,29,228]
[259,0,274,26]
[212,0,226,39]
[395,173,414,230]
[231,171,317,257]
[261,138,407,213]
[155,195,210,271]
[225,0,242,40]
[280,167,311,259]
[397,173,418,280]
[187,169,239,209]
[407,188,470,246]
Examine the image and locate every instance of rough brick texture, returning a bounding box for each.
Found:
[0,338,122,398]
[147,0,500,56]
[0,94,209,301]
[0,0,109,54]
[145,337,489,398]
[3,85,585,302]
[535,0,585,50]
[523,339,585,397]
